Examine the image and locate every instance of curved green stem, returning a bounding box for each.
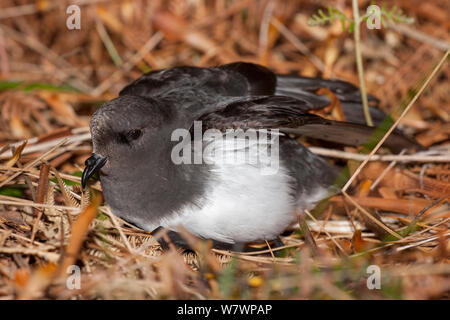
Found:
[352,0,373,126]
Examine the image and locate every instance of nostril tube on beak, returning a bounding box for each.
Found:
[81,153,107,189]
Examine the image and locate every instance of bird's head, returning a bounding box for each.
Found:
[82,95,175,188]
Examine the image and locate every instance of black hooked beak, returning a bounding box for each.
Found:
[81,153,107,189]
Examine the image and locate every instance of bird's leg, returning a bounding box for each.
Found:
[150,227,194,252]
[272,236,285,250]
[151,228,285,257]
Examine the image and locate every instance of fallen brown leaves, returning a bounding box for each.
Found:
[0,0,449,300]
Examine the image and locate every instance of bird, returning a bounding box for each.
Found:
[82,62,422,250]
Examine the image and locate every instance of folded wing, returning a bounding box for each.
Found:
[195,96,423,152]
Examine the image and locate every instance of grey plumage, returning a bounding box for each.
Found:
[83,62,422,245]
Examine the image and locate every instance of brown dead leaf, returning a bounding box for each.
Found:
[332,195,448,216]
[5,141,27,168]
[312,88,340,116]
[152,11,236,63]
[324,38,339,78]
[416,123,450,147]
[31,164,50,243]
[38,92,84,127]
[96,6,124,34]
[361,162,450,197]
[352,230,368,253]
[120,0,134,22]
[36,0,51,12]
[57,192,102,277]
[0,211,29,231]
[10,116,31,139]
[378,187,399,199]
[17,263,57,299]
[158,250,196,299]
[436,232,449,260]
[36,127,72,144]
[14,268,30,288]
[358,180,372,197]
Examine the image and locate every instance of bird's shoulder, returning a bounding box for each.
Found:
[119,62,277,99]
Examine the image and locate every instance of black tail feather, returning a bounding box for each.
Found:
[282,120,424,153]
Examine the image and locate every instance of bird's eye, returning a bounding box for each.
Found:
[127,129,142,141]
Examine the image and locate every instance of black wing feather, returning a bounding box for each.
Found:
[119,62,422,151]
[195,96,423,152]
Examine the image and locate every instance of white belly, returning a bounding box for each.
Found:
[160,161,296,243]
[145,132,328,243]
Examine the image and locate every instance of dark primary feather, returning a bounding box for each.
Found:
[275,74,380,104]
[195,96,325,131]
[195,96,422,152]
[275,74,395,127]
[120,61,382,119]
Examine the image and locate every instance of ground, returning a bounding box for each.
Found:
[0,0,448,299]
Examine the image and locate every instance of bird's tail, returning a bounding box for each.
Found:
[275,74,424,152]
[275,74,388,124]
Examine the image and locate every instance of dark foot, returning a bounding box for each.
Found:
[151,227,284,256]
[270,237,285,257]
[150,227,194,252]
[272,237,285,249]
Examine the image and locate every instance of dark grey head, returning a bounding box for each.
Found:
[88,95,177,177]
[82,95,208,229]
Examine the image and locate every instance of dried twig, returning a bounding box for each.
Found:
[342,49,450,192]
[309,147,450,162]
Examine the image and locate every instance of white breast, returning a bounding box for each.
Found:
[149,131,328,243]
[165,163,295,243]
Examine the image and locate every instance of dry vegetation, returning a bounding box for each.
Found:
[0,0,449,300]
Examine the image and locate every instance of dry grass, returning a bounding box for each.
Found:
[0,0,449,299]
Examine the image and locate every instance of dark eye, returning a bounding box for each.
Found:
[127,129,142,141]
